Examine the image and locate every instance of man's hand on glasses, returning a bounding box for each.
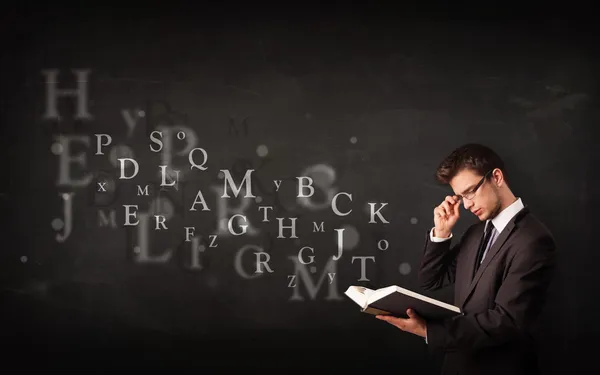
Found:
[433,195,461,238]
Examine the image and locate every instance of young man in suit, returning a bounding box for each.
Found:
[376,143,556,375]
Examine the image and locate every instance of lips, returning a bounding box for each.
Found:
[473,209,481,215]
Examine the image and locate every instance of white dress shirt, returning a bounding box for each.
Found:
[424,197,525,344]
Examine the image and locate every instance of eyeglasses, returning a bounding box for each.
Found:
[456,169,493,201]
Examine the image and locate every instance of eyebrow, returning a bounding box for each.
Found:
[458,184,476,196]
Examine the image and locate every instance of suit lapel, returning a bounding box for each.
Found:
[459,206,530,309]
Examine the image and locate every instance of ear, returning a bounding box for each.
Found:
[492,168,504,187]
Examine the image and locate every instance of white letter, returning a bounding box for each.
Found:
[95,134,112,155]
[221,169,256,198]
[378,240,389,251]
[228,214,248,235]
[42,69,92,120]
[352,256,375,281]
[189,148,208,171]
[149,131,163,152]
[123,205,139,226]
[154,215,167,230]
[209,235,218,248]
[184,228,198,242]
[55,135,93,187]
[137,185,149,196]
[297,176,314,198]
[190,189,210,211]
[258,206,273,222]
[298,247,315,265]
[118,158,139,180]
[159,165,179,187]
[277,217,298,239]
[333,228,345,261]
[55,192,74,242]
[255,252,274,274]
[368,203,389,224]
[287,275,297,288]
[332,192,352,216]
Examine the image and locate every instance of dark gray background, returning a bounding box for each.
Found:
[2,3,598,373]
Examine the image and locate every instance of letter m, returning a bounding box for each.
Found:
[137,184,149,196]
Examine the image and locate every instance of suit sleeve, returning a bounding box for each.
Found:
[425,233,556,352]
[418,226,472,291]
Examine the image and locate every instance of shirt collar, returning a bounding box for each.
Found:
[486,197,525,233]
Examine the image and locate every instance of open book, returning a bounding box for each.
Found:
[345,285,462,320]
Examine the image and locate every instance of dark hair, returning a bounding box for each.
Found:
[435,143,508,186]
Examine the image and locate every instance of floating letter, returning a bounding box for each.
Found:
[55,135,93,187]
[95,134,112,155]
[220,169,256,198]
[298,247,315,265]
[55,192,74,242]
[351,256,375,281]
[288,256,342,301]
[118,158,139,180]
[42,69,92,120]
[368,203,389,224]
[331,192,352,216]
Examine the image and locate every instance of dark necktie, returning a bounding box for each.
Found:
[474,222,495,275]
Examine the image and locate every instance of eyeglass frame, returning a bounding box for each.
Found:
[456,169,494,201]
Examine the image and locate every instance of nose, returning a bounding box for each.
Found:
[462,199,474,209]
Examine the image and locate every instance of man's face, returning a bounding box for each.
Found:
[450,169,501,221]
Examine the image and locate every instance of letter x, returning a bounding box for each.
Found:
[97,182,107,192]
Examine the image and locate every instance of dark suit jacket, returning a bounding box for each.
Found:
[418,205,556,375]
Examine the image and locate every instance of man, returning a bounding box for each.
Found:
[376,143,556,375]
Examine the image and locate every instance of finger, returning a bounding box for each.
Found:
[390,317,410,325]
[406,309,421,320]
[381,315,405,324]
[453,201,460,215]
[445,195,458,205]
[441,202,450,217]
[442,201,452,212]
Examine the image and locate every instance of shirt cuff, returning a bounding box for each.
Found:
[430,227,452,242]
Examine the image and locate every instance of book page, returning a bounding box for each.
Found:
[362,288,376,300]
[367,285,397,304]
[345,286,370,308]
